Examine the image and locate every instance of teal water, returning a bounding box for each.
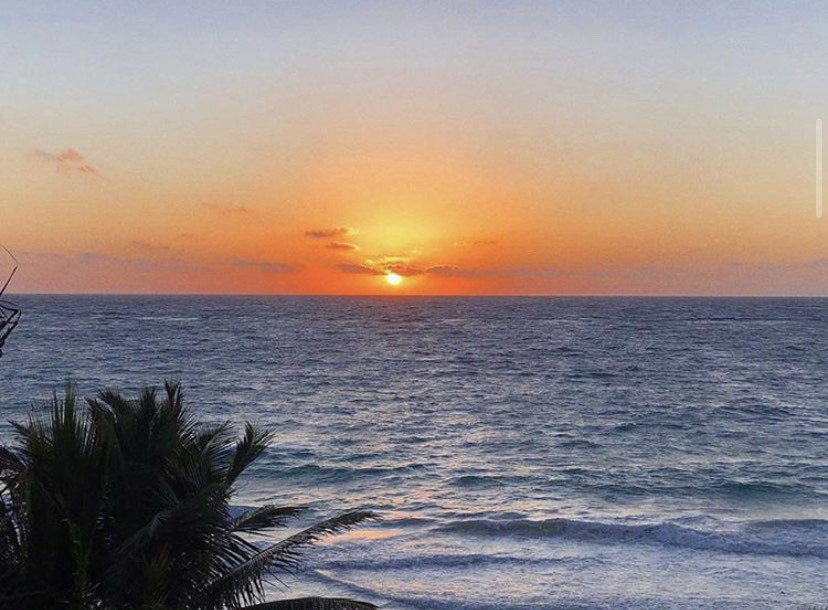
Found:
[1,296,826,608]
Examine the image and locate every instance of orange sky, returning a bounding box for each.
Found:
[2,2,827,295]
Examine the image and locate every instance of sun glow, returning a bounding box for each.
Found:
[385,273,402,286]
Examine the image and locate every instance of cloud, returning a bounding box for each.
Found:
[325,242,359,251]
[18,250,207,273]
[305,227,351,239]
[383,262,426,276]
[452,239,499,247]
[336,257,427,277]
[426,265,566,279]
[426,265,467,277]
[35,148,100,176]
[130,240,172,253]
[228,258,302,273]
[336,263,384,275]
[423,265,507,278]
[20,250,304,276]
[428,265,564,279]
[201,202,256,215]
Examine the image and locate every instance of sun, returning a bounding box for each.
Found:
[385,272,402,286]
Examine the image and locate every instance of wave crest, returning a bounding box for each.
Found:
[436,516,828,559]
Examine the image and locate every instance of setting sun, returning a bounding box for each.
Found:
[385,273,402,286]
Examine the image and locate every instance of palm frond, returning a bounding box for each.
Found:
[203,511,377,608]
[232,506,305,534]
[226,423,273,485]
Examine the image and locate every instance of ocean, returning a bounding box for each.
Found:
[0,296,826,609]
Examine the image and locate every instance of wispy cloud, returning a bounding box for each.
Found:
[305,227,351,239]
[336,263,384,275]
[201,202,257,215]
[452,239,499,248]
[325,242,359,251]
[228,258,302,273]
[130,240,172,254]
[19,250,305,276]
[18,250,207,273]
[425,265,466,277]
[425,265,564,279]
[34,148,100,177]
[383,262,426,277]
[336,257,427,277]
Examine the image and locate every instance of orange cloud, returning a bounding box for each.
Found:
[130,241,172,254]
[305,227,351,239]
[452,240,499,247]
[19,249,206,273]
[383,262,426,277]
[337,263,381,275]
[325,242,359,251]
[228,258,302,273]
[337,256,429,277]
[201,202,256,215]
[426,265,465,277]
[35,148,99,176]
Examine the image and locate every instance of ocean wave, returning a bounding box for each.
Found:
[435,516,828,559]
[136,316,199,322]
[317,551,575,572]
[276,463,421,482]
[308,570,543,610]
[449,474,508,488]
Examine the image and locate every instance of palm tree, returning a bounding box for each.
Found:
[0,244,21,359]
[0,382,377,609]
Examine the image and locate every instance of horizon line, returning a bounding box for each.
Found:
[6,292,828,299]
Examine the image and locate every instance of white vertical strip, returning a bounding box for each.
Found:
[817,119,823,218]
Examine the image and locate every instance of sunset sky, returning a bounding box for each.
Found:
[2,1,827,295]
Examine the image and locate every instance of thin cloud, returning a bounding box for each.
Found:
[229,258,302,273]
[335,257,534,280]
[336,258,426,277]
[452,239,499,247]
[35,148,100,176]
[18,250,206,272]
[384,262,426,277]
[337,263,383,275]
[201,202,256,215]
[427,265,466,277]
[427,265,564,279]
[325,242,359,251]
[371,256,426,276]
[130,240,172,253]
[305,227,351,239]
[425,265,507,278]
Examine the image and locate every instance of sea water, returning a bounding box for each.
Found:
[1,296,826,609]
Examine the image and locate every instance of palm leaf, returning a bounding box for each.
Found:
[232,506,304,533]
[226,423,273,485]
[204,511,377,607]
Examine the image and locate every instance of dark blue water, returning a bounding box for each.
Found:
[1,296,827,608]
